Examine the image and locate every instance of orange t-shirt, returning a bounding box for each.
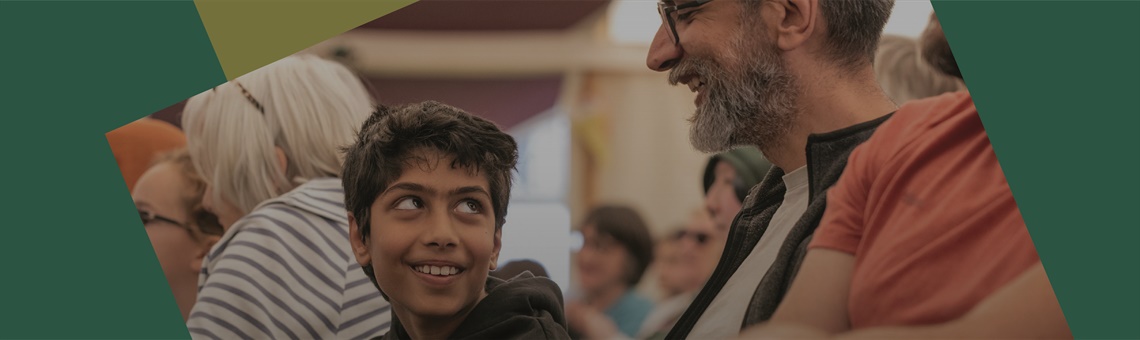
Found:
[810,91,1040,328]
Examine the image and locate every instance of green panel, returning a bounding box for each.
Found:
[933,1,1140,338]
[194,0,417,79]
[0,1,226,338]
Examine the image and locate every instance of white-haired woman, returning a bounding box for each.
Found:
[182,54,390,339]
[873,35,965,105]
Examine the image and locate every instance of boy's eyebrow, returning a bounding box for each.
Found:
[381,183,489,198]
[451,186,490,198]
[382,182,434,196]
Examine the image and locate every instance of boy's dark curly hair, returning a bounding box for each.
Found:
[342,101,519,243]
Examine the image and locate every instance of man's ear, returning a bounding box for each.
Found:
[348,212,373,267]
[490,228,502,271]
[764,0,819,52]
[190,235,221,273]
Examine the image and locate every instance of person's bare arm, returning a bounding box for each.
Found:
[835,262,1071,339]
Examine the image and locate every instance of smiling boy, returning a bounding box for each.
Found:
[343,101,571,340]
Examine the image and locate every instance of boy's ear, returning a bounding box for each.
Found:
[490,228,502,271]
[190,234,221,273]
[348,212,373,267]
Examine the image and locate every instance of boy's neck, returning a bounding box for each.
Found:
[401,290,488,340]
[405,318,462,340]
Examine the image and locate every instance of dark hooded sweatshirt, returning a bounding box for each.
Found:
[377,272,571,340]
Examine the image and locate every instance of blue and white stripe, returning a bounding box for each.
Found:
[188,178,391,340]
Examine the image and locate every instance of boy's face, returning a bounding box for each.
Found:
[350,149,502,321]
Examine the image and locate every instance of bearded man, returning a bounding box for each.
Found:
[644,0,897,338]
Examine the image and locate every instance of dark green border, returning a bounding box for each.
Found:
[1,0,1137,338]
[0,1,224,338]
[934,0,1140,338]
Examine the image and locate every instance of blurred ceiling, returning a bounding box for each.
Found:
[356,0,610,31]
[151,0,606,129]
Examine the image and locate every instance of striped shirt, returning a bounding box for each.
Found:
[187,178,391,340]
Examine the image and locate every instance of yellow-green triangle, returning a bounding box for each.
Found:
[194,0,416,80]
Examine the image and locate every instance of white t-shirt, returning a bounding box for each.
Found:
[686,166,809,339]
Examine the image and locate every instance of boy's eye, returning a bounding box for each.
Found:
[394,197,423,210]
[455,200,481,214]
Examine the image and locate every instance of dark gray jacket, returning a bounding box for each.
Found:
[666,114,892,339]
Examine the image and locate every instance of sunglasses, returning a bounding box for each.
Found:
[673,229,711,245]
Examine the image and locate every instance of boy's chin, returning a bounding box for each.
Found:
[403,293,484,320]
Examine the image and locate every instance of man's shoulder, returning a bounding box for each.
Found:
[859,91,975,156]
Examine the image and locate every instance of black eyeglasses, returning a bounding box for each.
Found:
[139,208,225,237]
[673,229,711,245]
[139,209,189,230]
[658,0,714,45]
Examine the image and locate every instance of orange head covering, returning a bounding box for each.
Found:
[107,117,186,193]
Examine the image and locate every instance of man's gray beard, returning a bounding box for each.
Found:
[672,33,798,154]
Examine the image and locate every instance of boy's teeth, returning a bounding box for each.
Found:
[416,265,459,276]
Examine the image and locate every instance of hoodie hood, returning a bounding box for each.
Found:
[381,271,571,340]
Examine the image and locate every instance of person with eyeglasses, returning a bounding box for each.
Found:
[645,0,898,338]
[566,211,721,340]
[635,209,719,340]
[132,149,224,321]
[567,205,656,339]
[181,55,391,339]
[661,224,714,303]
[589,145,770,340]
